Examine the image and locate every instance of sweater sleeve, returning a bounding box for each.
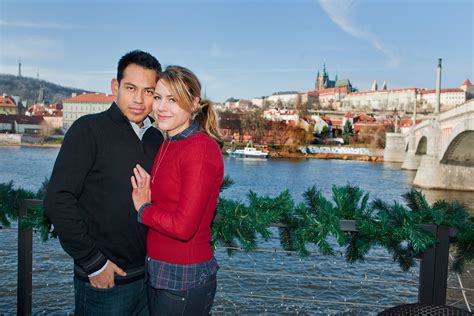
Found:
[140,141,221,242]
[44,118,107,274]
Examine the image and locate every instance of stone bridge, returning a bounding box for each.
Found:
[384,99,474,191]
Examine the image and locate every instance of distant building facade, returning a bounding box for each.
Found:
[314,63,353,92]
[342,80,472,113]
[63,93,115,129]
[418,88,466,112]
[0,94,22,115]
[342,88,419,112]
[266,91,299,107]
[0,115,45,134]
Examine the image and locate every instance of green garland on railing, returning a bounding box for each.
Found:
[1,177,473,273]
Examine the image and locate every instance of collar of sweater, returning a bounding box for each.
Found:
[107,102,155,130]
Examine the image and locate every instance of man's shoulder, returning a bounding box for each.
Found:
[68,109,111,131]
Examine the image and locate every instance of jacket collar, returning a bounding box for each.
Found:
[106,102,155,129]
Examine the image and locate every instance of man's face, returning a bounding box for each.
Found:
[111,63,157,125]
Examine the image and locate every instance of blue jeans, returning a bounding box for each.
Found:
[74,276,148,316]
[147,274,217,316]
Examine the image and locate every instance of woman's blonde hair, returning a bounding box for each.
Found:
[159,65,223,146]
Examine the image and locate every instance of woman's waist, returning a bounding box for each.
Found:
[146,233,213,263]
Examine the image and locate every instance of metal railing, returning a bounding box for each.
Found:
[16,199,457,315]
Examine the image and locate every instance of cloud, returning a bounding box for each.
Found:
[318,0,400,68]
[0,19,87,30]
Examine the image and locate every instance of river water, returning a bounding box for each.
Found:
[0,147,472,314]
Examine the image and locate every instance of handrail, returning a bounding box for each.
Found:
[17,199,454,315]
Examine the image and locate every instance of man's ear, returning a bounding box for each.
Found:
[111,79,119,98]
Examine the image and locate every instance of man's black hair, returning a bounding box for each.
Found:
[117,50,161,82]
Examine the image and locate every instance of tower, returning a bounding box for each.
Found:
[371,80,378,91]
[18,60,22,77]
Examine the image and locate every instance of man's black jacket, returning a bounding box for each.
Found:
[44,103,163,284]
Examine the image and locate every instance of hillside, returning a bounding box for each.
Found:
[0,74,94,105]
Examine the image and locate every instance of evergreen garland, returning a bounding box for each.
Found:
[1,178,473,273]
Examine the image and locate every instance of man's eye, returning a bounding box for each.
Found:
[127,86,135,91]
[145,89,154,95]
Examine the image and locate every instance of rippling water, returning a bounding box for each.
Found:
[0,147,472,314]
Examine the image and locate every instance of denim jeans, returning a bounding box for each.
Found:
[147,274,217,316]
[74,276,148,316]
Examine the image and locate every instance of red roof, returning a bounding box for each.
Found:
[0,95,17,107]
[63,93,115,103]
[354,113,376,121]
[463,79,472,86]
[399,119,423,126]
[318,87,349,95]
[0,114,44,124]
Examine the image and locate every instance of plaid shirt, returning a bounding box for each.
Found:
[147,256,219,290]
[141,121,219,290]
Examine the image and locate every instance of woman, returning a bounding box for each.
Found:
[131,65,224,315]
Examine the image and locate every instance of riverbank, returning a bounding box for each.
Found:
[269,150,384,162]
[0,142,61,148]
[0,139,384,162]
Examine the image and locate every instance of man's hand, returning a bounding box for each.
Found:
[131,164,151,211]
[89,261,126,289]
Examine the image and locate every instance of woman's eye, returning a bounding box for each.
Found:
[154,95,161,100]
[169,98,176,103]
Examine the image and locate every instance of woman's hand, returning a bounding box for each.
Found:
[131,164,151,212]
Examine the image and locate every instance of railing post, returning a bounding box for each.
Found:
[418,225,450,305]
[17,200,33,316]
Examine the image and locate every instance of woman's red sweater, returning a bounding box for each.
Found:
[141,132,224,264]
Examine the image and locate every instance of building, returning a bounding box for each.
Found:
[62,93,115,129]
[314,64,353,92]
[418,88,466,112]
[460,78,474,99]
[342,80,472,113]
[222,98,254,111]
[265,91,299,107]
[0,115,45,134]
[263,108,299,123]
[315,87,350,110]
[342,88,419,112]
[0,94,21,115]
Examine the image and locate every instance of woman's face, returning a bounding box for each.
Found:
[153,80,191,137]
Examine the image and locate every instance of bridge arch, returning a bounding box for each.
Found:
[440,118,474,167]
[415,136,428,155]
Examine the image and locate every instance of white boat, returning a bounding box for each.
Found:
[227,146,268,159]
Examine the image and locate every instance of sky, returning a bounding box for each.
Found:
[0,0,472,102]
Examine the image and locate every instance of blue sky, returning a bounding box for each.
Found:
[0,0,472,102]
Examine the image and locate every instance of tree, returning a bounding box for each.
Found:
[342,120,354,144]
[241,109,266,144]
[294,94,307,120]
[320,126,330,139]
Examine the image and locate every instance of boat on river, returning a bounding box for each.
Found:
[226,145,268,159]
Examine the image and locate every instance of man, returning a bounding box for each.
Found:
[45,50,163,315]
